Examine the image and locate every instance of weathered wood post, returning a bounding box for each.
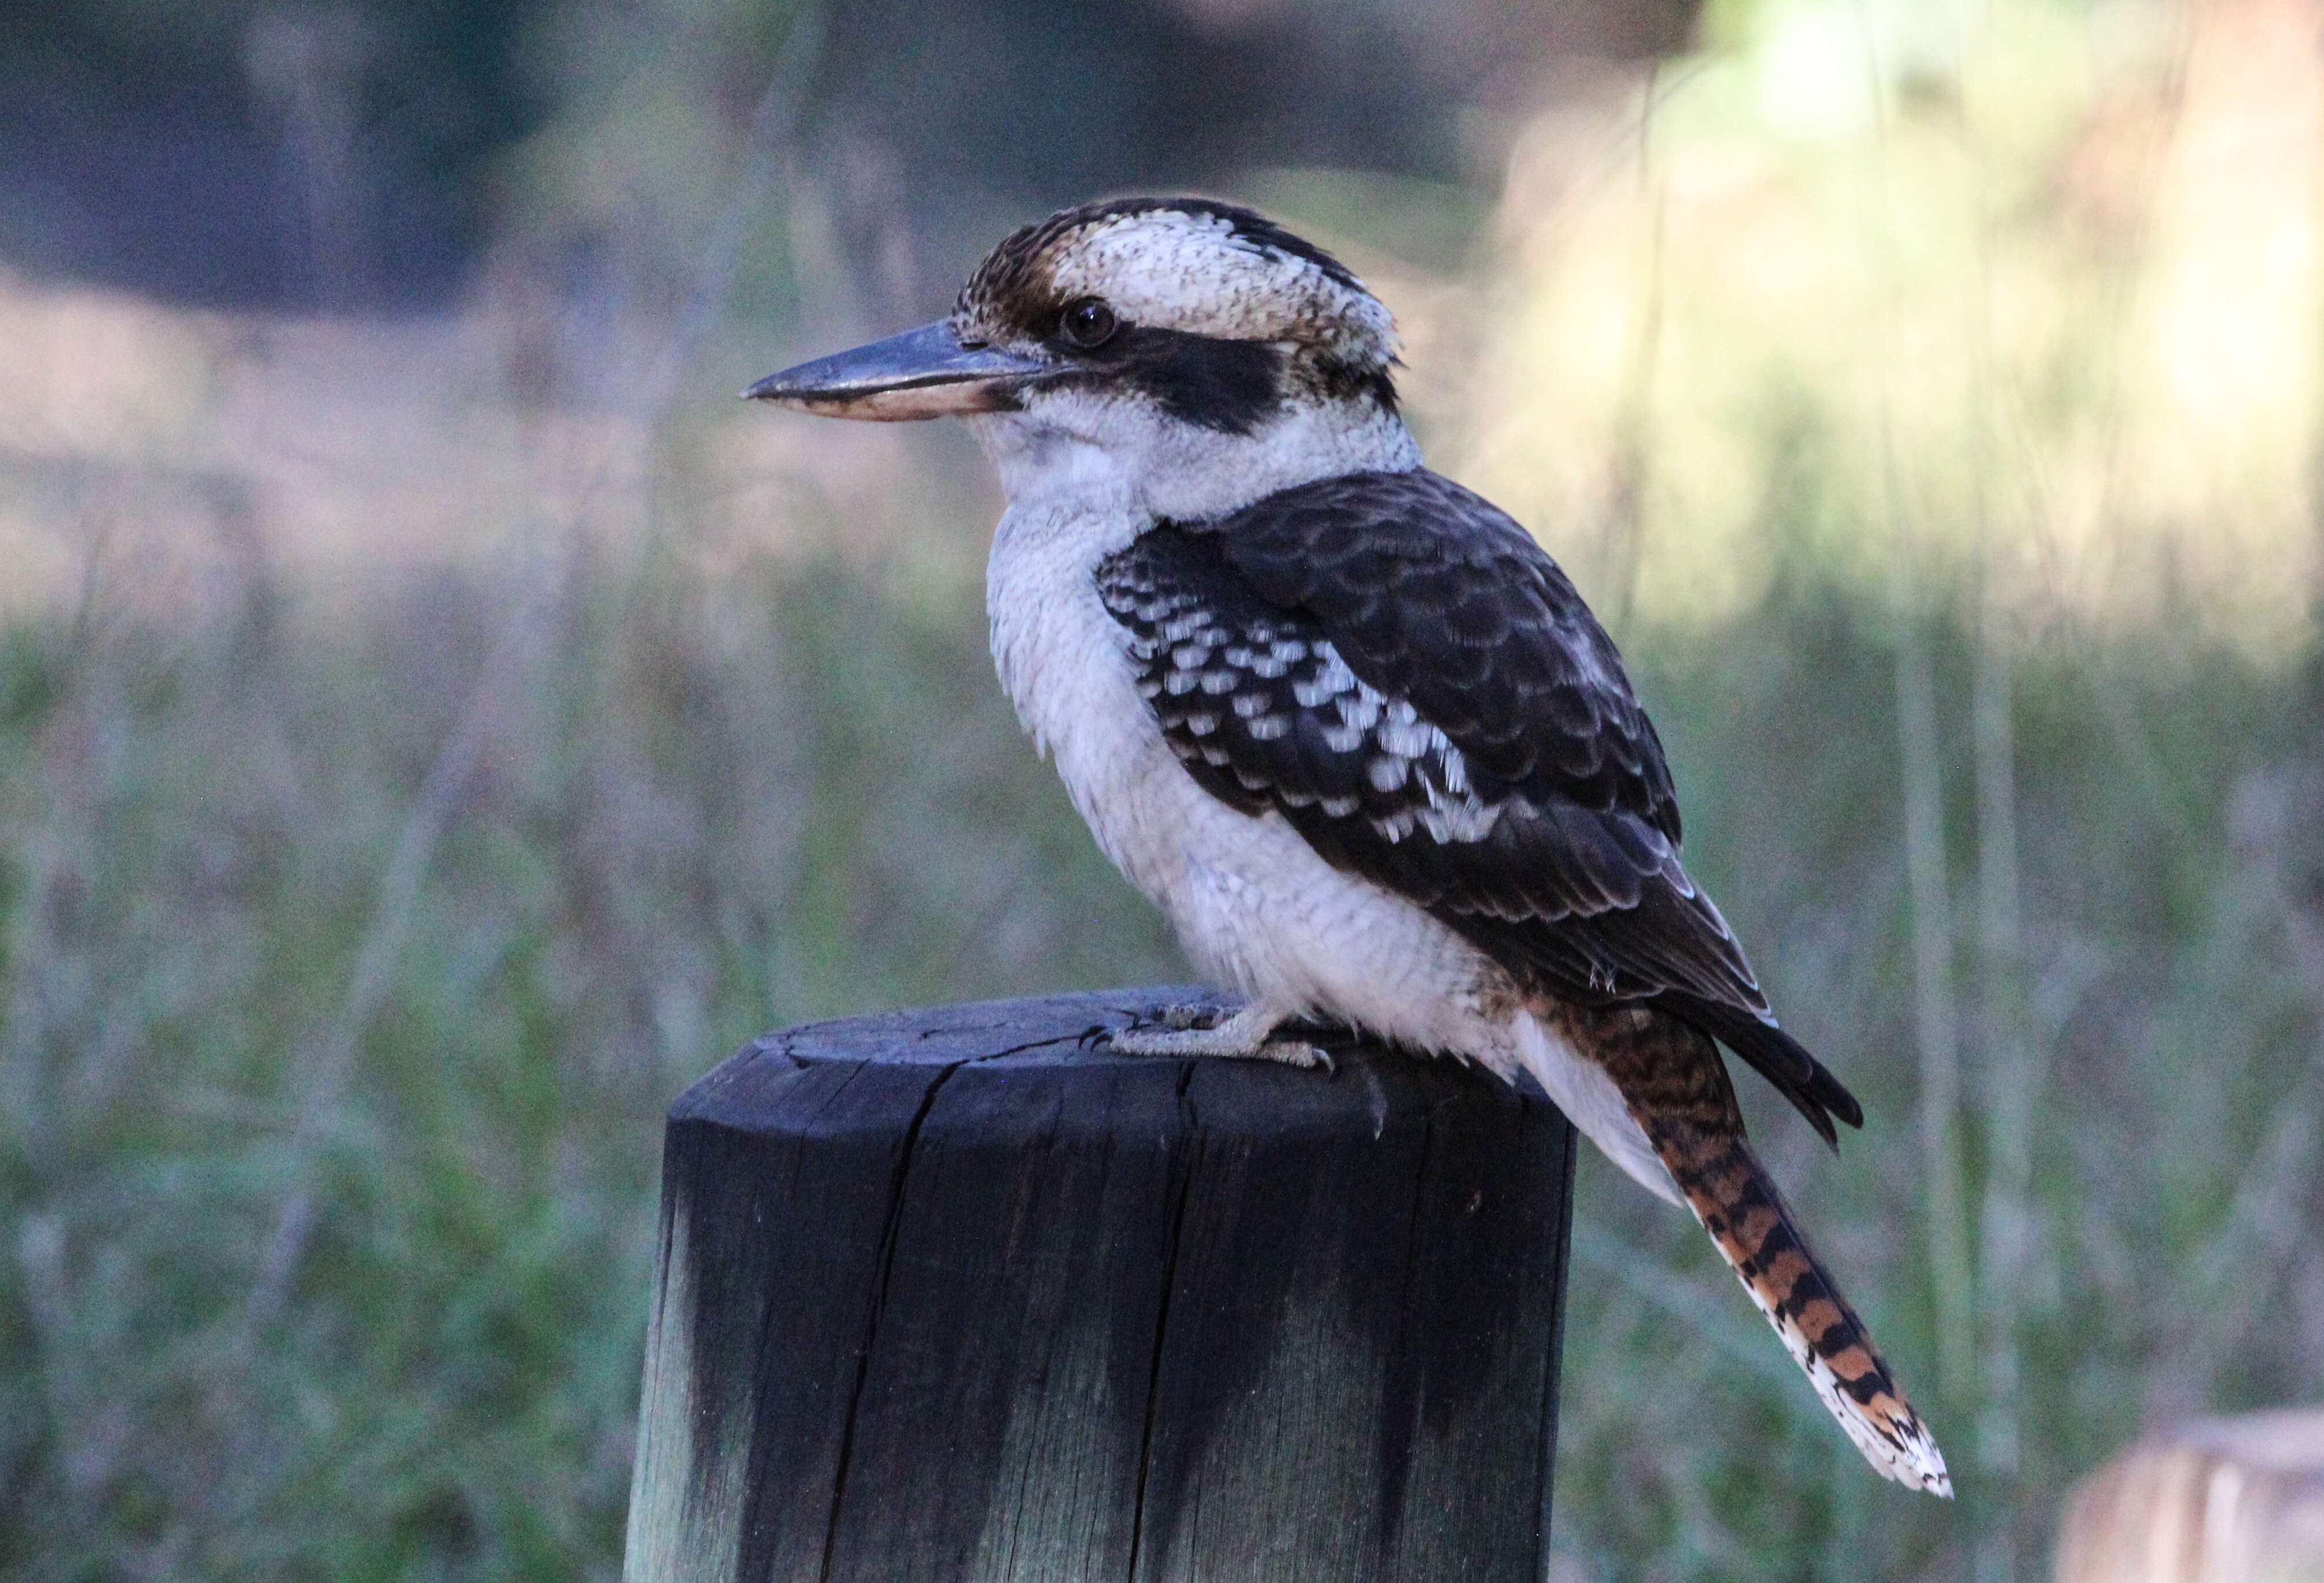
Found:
[2053,1409,2324,1581]
[623,987,1576,1583]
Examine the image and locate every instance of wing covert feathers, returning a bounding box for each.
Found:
[1097,471,1941,1485]
[1571,1001,1953,1495]
[1093,474,1865,1142]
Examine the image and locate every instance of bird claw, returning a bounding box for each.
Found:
[1258,1040,1335,1074]
[1106,1004,1335,1073]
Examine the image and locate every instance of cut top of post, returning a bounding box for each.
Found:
[627,987,1578,1583]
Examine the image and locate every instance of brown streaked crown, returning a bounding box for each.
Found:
[958,197,1364,325]
[949,197,1401,429]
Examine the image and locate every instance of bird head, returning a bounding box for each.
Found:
[747,198,1417,516]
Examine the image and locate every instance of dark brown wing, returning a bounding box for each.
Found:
[1094,469,1862,1141]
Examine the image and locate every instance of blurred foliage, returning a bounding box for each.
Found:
[0,544,1181,1576]
[1464,0,2324,649]
[1,0,2322,1579]
[1555,591,2324,1577]
[1,519,2316,1581]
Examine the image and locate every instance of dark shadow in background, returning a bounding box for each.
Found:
[0,0,1698,313]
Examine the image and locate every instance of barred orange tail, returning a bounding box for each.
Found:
[1656,1120,1952,1495]
[1560,998,1953,1495]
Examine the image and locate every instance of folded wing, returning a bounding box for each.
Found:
[1094,467,1861,1142]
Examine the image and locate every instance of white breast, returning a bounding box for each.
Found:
[986,499,1494,1050]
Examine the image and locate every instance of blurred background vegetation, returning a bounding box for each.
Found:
[1,0,2319,1577]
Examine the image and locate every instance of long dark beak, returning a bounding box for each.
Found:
[743,321,1050,421]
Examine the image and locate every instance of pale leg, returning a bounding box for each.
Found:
[1109,1002,1332,1070]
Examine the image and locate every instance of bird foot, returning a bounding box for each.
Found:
[1149,1001,1228,1031]
[1109,1004,1334,1072]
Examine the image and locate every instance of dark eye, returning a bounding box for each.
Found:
[1059,297,1118,349]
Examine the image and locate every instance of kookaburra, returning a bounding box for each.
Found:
[748,197,1951,1496]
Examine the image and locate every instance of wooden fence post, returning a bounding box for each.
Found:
[2053,1409,2324,1581]
[622,987,1577,1583]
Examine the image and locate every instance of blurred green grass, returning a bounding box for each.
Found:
[0,542,1184,1578]
[1,520,2315,1579]
[1553,583,2324,1578]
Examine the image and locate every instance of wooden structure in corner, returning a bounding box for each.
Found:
[622,987,1577,1583]
[2054,1409,2324,1582]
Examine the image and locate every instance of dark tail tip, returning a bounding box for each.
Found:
[1662,995,1863,1145]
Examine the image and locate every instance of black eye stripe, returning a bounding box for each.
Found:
[1040,326,1399,433]
[1067,327,1283,435]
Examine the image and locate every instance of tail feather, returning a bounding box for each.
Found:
[1558,997,1951,1495]
[1662,991,1864,1145]
[1655,1119,1953,1496]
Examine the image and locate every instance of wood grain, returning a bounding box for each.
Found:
[623,987,1576,1583]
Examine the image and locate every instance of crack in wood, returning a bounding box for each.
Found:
[816,1060,963,1583]
[1124,1067,1200,1583]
